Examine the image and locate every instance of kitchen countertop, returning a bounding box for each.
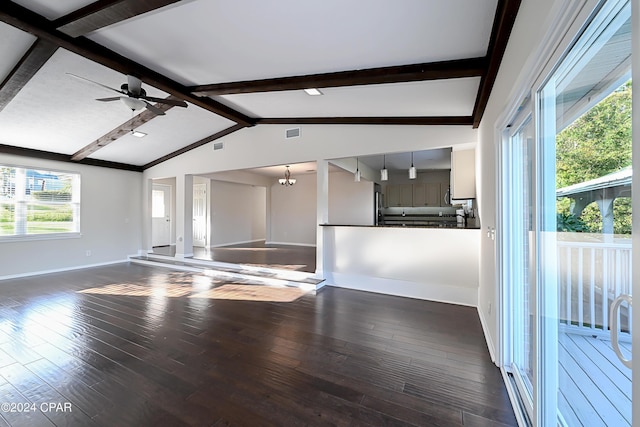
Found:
[320,222,481,230]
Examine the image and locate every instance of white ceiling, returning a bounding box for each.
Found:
[0,0,504,169]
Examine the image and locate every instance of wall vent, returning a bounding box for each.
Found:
[285,127,301,139]
[213,142,224,150]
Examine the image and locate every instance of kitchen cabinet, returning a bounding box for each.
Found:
[385,184,413,207]
[412,183,441,207]
[451,149,476,199]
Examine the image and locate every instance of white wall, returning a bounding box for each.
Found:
[269,173,316,246]
[325,226,479,306]
[329,171,373,225]
[143,125,477,179]
[476,0,580,356]
[0,154,142,279]
[209,180,266,246]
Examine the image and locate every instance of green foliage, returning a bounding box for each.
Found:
[557,212,589,232]
[556,81,631,188]
[556,81,632,234]
[27,210,72,222]
[579,203,602,233]
[613,197,632,234]
[31,190,72,202]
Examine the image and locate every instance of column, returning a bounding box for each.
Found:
[315,160,329,277]
[175,174,194,258]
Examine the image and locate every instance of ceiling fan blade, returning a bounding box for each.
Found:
[143,101,166,116]
[66,73,123,95]
[141,96,188,107]
[95,97,121,102]
[127,75,142,96]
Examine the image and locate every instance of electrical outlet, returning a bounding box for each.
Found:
[85,250,91,257]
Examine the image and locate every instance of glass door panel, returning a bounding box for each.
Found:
[502,115,535,420]
[537,0,632,425]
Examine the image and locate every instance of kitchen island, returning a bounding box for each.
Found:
[319,223,481,306]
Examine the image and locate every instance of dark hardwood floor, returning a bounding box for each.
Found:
[0,263,516,426]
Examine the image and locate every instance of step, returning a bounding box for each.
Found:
[129,254,326,291]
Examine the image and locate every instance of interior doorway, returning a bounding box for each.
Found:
[151,183,172,247]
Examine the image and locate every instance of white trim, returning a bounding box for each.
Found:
[477,305,497,364]
[0,259,128,282]
[175,252,194,258]
[0,232,82,243]
[209,239,265,248]
[325,272,477,307]
[265,241,316,247]
[495,0,595,131]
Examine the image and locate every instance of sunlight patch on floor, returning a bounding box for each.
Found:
[242,263,308,271]
[78,283,193,297]
[190,284,306,302]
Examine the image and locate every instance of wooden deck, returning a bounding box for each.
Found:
[559,330,632,426]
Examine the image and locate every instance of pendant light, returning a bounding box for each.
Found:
[409,152,417,179]
[354,158,361,182]
[380,155,388,181]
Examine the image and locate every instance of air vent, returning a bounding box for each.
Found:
[213,142,224,151]
[285,127,301,139]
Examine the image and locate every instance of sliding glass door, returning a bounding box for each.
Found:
[501,114,535,422]
[502,0,633,425]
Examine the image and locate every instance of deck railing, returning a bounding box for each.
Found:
[557,234,632,339]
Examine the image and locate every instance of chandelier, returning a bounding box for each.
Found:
[279,165,296,186]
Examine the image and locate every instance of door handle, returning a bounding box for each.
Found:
[609,294,632,369]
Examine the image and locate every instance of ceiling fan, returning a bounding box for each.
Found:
[67,73,188,115]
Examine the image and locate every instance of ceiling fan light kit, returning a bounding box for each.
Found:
[67,73,187,116]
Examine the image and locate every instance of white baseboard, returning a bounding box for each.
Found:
[265,241,316,247]
[0,259,128,282]
[325,272,477,307]
[175,252,194,258]
[209,239,265,248]
[477,305,497,364]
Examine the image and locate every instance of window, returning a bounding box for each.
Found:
[0,165,80,240]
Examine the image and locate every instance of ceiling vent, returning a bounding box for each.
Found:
[213,142,224,151]
[285,127,301,139]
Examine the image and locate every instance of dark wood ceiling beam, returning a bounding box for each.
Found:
[255,116,474,126]
[191,57,487,96]
[0,144,142,171]
[143,124,245,169]
[0,38,57,113]
[53,0,181,38]
[0,1,255,126]
[71,96,179,161]
[472,0,521,128]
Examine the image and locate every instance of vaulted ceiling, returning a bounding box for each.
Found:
[0,0,520,172]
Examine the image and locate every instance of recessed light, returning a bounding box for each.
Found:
[303,88,323,96]
[132,131,147,138]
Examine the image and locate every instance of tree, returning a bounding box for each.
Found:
[556,80,632,234]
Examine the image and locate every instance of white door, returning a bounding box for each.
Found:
[152,184,171,247]
[193,183,207,247]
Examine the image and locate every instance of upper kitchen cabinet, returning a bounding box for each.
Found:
[386,184,413,207]
[450,149,476,199]
[413,183,441,207]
